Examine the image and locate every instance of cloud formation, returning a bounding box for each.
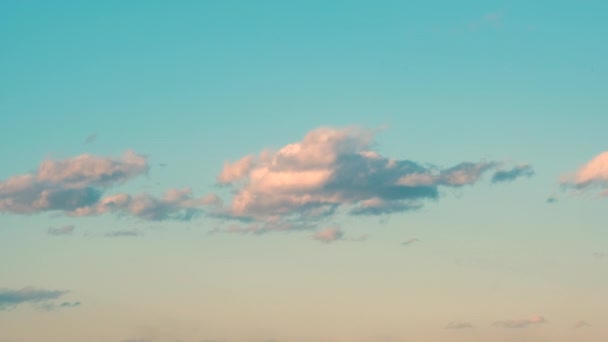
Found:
[491,165,534,183]
[445,321,474,329]
[214,126,529,232]
[0,287,74,311]
[0,151,218,221]
[561,151,608,195]
[105,229,143,237]
[0,151,147,214]
[48,225,75,236]
[312,227,344,243]
[493,315,546,329]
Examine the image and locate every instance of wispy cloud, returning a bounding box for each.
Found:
[312,227,344,243]
[493,315,546,329]
[83,133,97,144]
[491,165,534,183]
[592,252,606,259]
[48,224,75,236]
[402,238,420,247]
[0,287,76,311]
[445,321,474,329]
[213,126,529,233]
[560,151,608,196]
[573,320,591,329]
[105,229,143,238]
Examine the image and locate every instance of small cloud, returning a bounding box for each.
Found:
[483,11,504,25]
[159,163,168,167]
[48,225,75,236]
[0,287,74,311]
[573,321,591,329]
[35,300,81,311]
[402,238,420,247]
[493,315,546,329]
[60,301,80,308]
[446,321,474,329]
[84,133,97,144]
[469,11,505,31]
[592,252,606,259]
[105,230,143,238]
[546,196,558,204]
[491,165,534,183]
[313,227,344,243]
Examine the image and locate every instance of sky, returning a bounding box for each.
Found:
[1,1,607,341]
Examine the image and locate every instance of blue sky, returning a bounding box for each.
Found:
[1,1,607,341]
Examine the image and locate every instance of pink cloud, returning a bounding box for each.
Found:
[0,151,216,221]
[561,151,608,191]
[312,227,344,243]
[213,126,527,233]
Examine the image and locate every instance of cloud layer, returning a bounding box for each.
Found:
[214,126,530,232]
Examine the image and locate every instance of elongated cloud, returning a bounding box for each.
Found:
[0,152,218,220]
[445,321,474,329]
[105,229,143,237]
[573,321,591,329]
[561,151,608,195]
[402,238,420,246]
[492,165,534,183]
[215,126,529,232]
[493,315,546,329]
[0,287,72,311]
[48,225,75,236]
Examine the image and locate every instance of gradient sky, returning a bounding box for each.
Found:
[1,1,608,341]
